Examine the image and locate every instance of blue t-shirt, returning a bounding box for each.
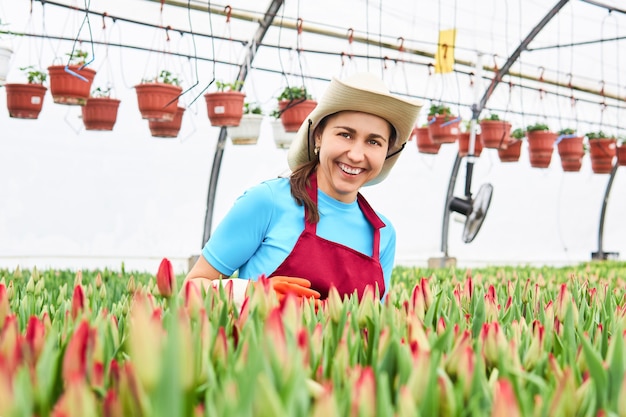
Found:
[202,177,396,294]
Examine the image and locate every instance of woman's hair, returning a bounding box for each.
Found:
[289,112,397,224]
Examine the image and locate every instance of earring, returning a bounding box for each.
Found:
[314,146,320,156]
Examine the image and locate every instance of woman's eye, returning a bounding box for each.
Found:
[369,139,382,146]
[339,132,351,138]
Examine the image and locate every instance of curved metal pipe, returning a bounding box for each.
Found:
[592,163,619,260]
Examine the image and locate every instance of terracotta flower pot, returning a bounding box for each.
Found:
[413,126,441,154]
[457,132,483,157]
[557,136,585,172]
[47,65,96,105]
[81,97,121,131]
[204,91,246,127]
[227,113,264,145]
[427,114,460,144]
[588,138,616,174]
[5,83,47,119]
[617,144,626,167]
[497,139,522,162]
[278,99,317,132]
[134,82,182,122]
[149,106,186,138]
[479,120,512,148]
[526,130,557,168]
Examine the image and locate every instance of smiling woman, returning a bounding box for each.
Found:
[184,72,422,302]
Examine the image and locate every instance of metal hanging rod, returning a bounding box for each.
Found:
[27,0,626,103]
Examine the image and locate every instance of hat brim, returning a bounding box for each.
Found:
[287,74,423,186]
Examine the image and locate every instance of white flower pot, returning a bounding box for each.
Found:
[0,45,13,86]
[227,113,264,145]
[271,118,296,149]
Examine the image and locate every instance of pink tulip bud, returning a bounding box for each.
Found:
[183,280,204,319]
[0,355,15,417]
[127,292,163,392]
[327,285,343,323]
[351,366,376,417]
[491,379,521,417]
[437,317,446,336]
[480,322,507,367]
[71,285,85,320]
[51,374,98,417]
[25,315,46,366]
[156,258,175,298]
[523,321,545,369]
[0,315,20,373]
[310,384,340,417]
[103,389,123,417]
[211,327,228,364]
[462,276,473,310]
[484,285,500,322]
[410,282,425,321]
[0,284,9,329]
[62,320,90,382]
[445,329,472,377]
[420,277,434,310]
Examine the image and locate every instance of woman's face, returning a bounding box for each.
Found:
[314,111,392,203]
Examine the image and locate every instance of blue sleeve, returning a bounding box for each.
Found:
[379,217,396,300]
[202,182,275,275]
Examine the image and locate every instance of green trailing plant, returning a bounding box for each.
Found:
[481,113,501,122]
[428,103,452,117]
[19,65,47,84]
[142,70,181,86]
[511,128,525,140]
[277,86,312,101]
[91,86,111,98]
[558,128,576,135]
[526,122,550,132]
[586,131,611,140]
[244,102,263,115]
[66,49,89,66]
[215,80,244,92]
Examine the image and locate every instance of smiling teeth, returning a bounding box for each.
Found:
[339,163,362,175]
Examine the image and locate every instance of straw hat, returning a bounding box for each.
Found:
[287,72,422,185]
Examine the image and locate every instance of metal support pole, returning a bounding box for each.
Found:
[437,0,569,261]
[592,163,620,260]
[201,0,284,248]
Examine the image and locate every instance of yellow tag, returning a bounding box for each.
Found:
[434,29,456,74]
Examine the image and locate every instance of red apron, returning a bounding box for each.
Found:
[269,173,386,300]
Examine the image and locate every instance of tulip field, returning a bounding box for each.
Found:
[1,260,626,416]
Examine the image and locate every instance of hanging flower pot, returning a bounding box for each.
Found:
[457,132,483,157]
[227,103,264,145]
[271,117,296,149]
[556,129,584,172]
[497,138,523,162]
[479,114,512,148]
[81,92,121,131]
[617,143,626,167]
[526,124,557,168]
[0,45,13,85]
[48,50,97,105]
[149,106,186,138]
[5,83,47,119]
[134,70,182,122]
[427,104,460,144]
[587,132,616,174]
[413,126,441,154]
[4,67,48,119]
[204,80,246,127]
[277,86,317,132]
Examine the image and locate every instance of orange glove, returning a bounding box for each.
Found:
[269,276,321,300]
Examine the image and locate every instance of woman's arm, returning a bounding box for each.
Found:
[183,256,230,292]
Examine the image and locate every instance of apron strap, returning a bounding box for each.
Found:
[304,171,385,261]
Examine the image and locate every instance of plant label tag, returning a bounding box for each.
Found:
[31,96,42,105]
[214,106,225,114]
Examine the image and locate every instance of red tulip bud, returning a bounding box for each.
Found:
[71,285,85,320]
[0,284,10,329]
[156,258,175,298]
[62,320,90,382]
[491,379,521,417]
[25,315,46,365]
